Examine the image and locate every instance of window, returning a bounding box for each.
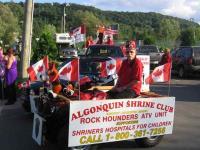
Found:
[139,46,159,54]
[176,49,182,57]
[193,47,200,57]
[86,46,123,57]
[182,48,192,58]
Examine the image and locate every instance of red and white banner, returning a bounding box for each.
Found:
[71,25,86,43]
[69,97,175,147]
[100,58,122,77]
[145,63,171,84]
[58,59,78,81]
[27,56,49,82]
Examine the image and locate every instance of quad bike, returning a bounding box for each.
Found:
[31,76,169,150]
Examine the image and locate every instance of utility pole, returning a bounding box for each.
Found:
[190,18,196,41]
[20,0,34,78]
[63,6,66,33]
[63,3,70,33]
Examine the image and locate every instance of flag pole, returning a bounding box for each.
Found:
[167,62,172,96]
[78,57,80,100]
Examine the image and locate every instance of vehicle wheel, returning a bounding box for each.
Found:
[178,67,185,78]
[135,135,164,148]
[57,126,94,150]
[70,145,91,150]
[57,126,69,150]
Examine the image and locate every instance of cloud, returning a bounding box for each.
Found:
[161,0,200,20]
[3,0,200,23]
[85,0,200,23]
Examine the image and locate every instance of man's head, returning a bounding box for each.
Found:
[126,48,137,61]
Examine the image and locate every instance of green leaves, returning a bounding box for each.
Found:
[0,4,20,46]
[180,28,196,46]
[32,24,57,62]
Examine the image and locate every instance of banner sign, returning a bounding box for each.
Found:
[69,97,175,147]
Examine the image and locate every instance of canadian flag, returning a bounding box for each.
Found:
[100,58,122,77]
[71,25,86,43]
[27,56,49,82]
[18,80,31,89]
[80,76,91,85]
[58,59,78,81]
[145,63,171,84]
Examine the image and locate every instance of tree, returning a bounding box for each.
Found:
[32,24,57,62]
[195,27,200,42]
[72,10,102,37]
[0,4,20,47]
[180,28,196,46]
[143,35,156,45]
[158,19,181,41]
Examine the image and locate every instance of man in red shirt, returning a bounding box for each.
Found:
[108,46,143,98]
[159,48,172,65]
[105,36,114,45]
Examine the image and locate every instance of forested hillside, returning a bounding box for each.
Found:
[1,2,200,58]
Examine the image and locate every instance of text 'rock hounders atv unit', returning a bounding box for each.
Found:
[28,44,175,150]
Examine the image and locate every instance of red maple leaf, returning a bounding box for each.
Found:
[38,65,43,73]
[153,69,162,77]
[60,67,71,75]
[107,63,115,71]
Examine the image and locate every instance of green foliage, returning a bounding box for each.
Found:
[180,28,196,46]
[73,10,102,37]
[1,2,200,53]
[158,19,181,41]
[195,27,200,41]
[0,4,20,46]
[143,35,156,45]
[32,24,57,62]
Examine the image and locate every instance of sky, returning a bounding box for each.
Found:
[2,0,200,24]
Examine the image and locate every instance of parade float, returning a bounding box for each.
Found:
[25,49,174,150]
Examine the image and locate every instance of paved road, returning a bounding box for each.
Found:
[0,76,200,150]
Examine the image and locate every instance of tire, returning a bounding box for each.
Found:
[135,135,164,148]
[70,145,91,150]
[178,66,185,78]
[57,126,99,150]
[57,126,70,150]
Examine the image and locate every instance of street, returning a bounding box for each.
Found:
[0,76,200,150]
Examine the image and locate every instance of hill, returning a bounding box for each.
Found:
[1,2,200,47]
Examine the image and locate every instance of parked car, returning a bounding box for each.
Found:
[137,45,163,69]
[85,44,124,57]
[59,47,78,58]
[172,46,200,78]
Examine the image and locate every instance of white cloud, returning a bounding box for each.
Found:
[86,0,200,23]
[161,0,200,20]
[2,0,200,23]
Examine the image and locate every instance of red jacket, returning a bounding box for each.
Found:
[106,39,114,45]
[117,58,143,96]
